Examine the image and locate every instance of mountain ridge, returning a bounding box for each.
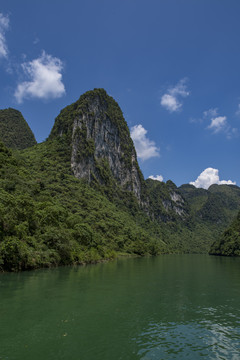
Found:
[0,88,239,271]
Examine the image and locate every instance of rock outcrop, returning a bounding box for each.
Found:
[145,179,189,221]
[49,88,144,200]
[49,88,189,219]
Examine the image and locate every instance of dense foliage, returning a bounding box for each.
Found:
[0,89,239,271]
[0,108,37,149]
[178,184,240,250]
[209,211,240,256]
[0,139,167,271]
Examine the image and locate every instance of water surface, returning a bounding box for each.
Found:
[0,255,239,359]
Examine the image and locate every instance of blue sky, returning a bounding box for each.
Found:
[0,0,240,188]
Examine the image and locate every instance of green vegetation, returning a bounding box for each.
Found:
[0,139,167,271]
[0,108,37,149]
[74,125,95,161]
[178,183,240,253]
[209,211,240,256]
[179,184,240,224]
[146,179,189,222]
[0,89,239,271]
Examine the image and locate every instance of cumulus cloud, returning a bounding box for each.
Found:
[161,94,181,112]
[190,168,236,189]
[207,116,227,133]
[0,13,9,58]
[15,51,65,103]
[160,78,189,112]
[130,124,160,161]
[148,175,163,182]
[201,108,238,138]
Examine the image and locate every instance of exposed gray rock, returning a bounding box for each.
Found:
[51,89,144,200]
[50,88,187,219]
[170,192,184,203]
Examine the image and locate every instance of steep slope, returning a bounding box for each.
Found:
[146,179,189,222]
[179,183,240,227]
[49,88,144,200]
[178,183,240,253]
[0,108,37,149]
[209,211,240,256]
[0,139,167,271]
[49,88,188,221]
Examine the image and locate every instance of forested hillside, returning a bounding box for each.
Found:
[179,183,240,247]
[209,211,240,256]
[0,108,37,149]
[0,89,239,271]
[0,139,169,271]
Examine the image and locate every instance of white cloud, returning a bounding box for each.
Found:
[207,116,227,133]
[161,78,189,112]
[169,79,189,97]
[0,13,9,58]
[161,94,181,112]
[190,109,219,125]
[201,108,238,138]
[148,175,164,182]
[130,124,160,161]
[190,168,236,190]
[15,51,65,103]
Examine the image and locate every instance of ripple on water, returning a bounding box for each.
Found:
[134,318,240,360]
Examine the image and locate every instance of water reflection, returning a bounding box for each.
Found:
[0,255,240,360]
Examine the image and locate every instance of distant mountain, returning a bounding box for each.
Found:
[179,183,240,227]
[0,108,37,149]
[146,179,189,222]
[178,183,240,255]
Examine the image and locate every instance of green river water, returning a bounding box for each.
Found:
[0,254,239,359]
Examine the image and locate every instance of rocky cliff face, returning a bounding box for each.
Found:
[49,88,188,219]
[49,89,144,200]
[145,179,189,221]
